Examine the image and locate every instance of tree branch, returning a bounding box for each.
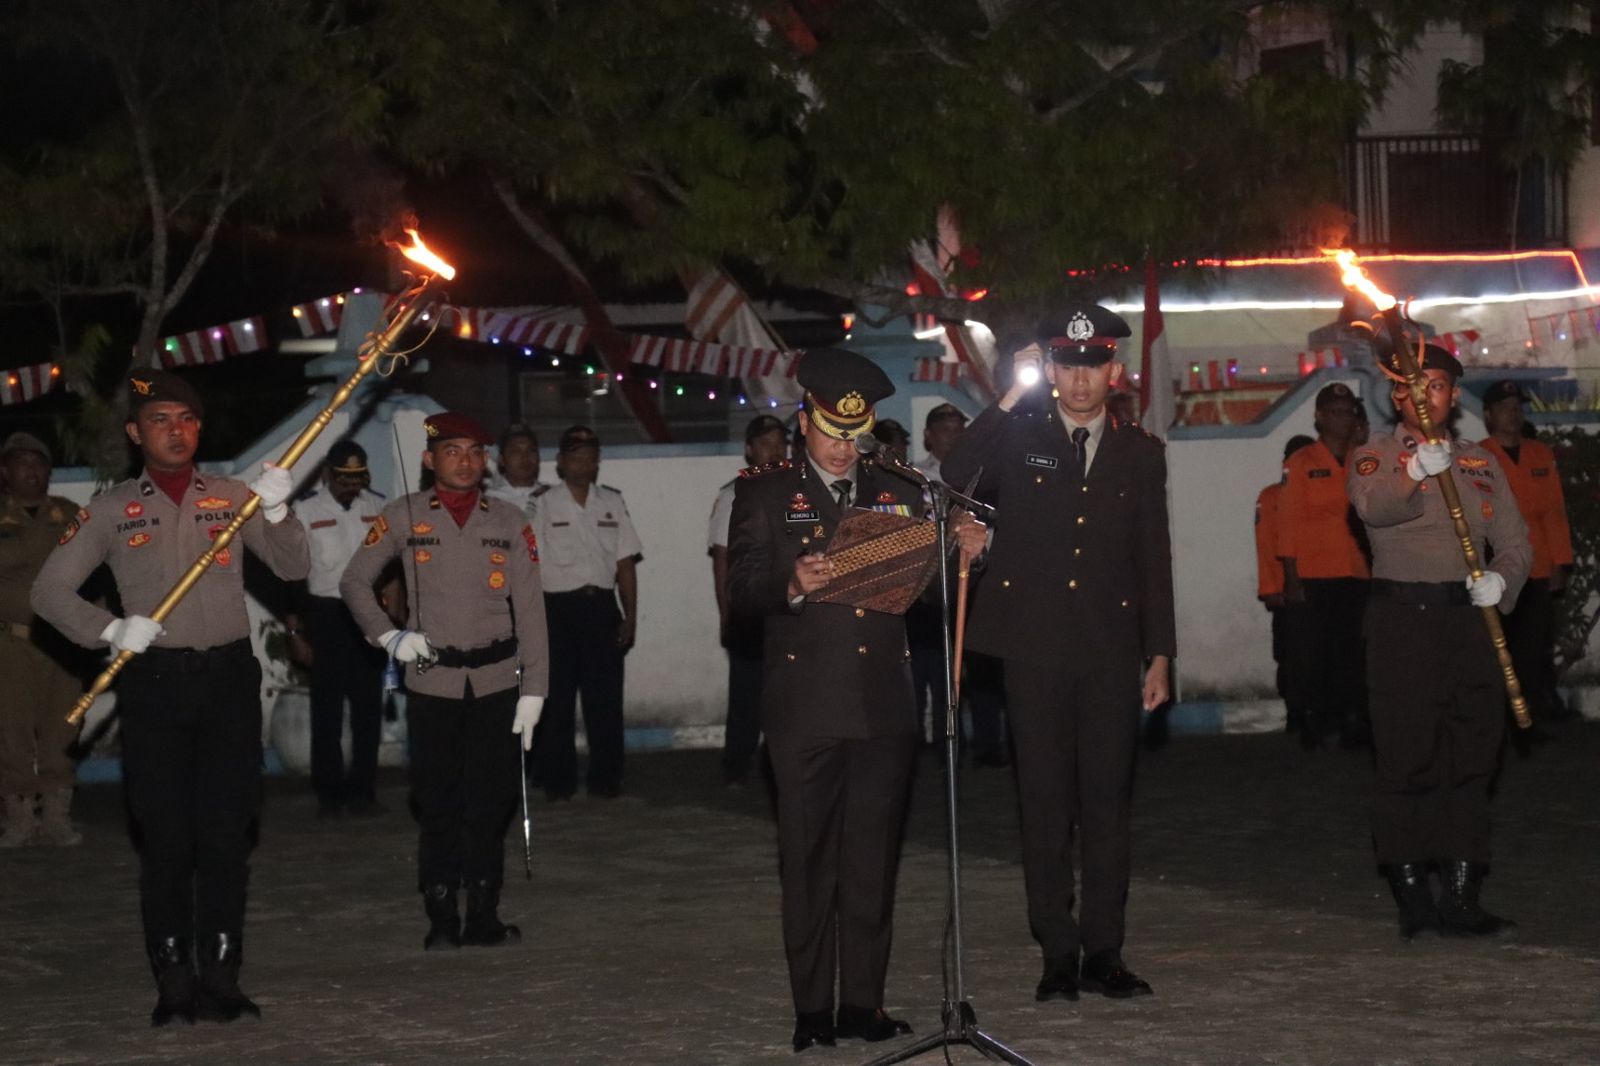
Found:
[810,276,980,321]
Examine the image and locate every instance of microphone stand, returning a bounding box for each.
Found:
[867,452,1035,1066]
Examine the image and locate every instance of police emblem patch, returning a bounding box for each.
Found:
[487,570,506,590]
[130,377,153,395]
[1065,313,1094,342]
[838,391,866,417]
[1355,456,1379,476]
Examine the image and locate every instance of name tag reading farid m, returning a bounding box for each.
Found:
[1025,454,1059,470]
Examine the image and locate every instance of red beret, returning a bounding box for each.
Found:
[424,412,493,446]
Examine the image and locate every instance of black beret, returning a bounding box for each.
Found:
[796,347,894,441]
[1037,305,1132,367]
[125,368,204,420]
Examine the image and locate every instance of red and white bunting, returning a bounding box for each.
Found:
[292,295,343,336]
[626,335,796,377]
[0,361,61,406]
[1436,329,1482,357]
[684,272,748,342]
[159,315,269,367]
[911,357,962,386]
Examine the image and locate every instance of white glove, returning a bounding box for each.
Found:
[378,628,435,664]
[1466,571,1506,608]
[1405,441,1453,482]
[101,615,164,654]
[248,463,294,523]
[513,695,545,750]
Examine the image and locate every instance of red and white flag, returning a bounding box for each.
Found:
[1139,256,1174,438]
[0,361,60,406]
[682,267,801,406]
[292,295,343,336]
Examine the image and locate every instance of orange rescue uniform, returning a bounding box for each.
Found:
[1480,437,1573,580]
[1277,440,1370,579]
[1255,481,1285,599]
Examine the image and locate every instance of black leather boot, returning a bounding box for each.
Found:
[1384,862,1438,941]
[195,932,261,1022]
[422,883,461,950]
[147,936,196,1027]
[460,880,521,946]
[1437,861,1516,938]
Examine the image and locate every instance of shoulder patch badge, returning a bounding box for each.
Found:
[363,514,390,547]
[522,524,539,564]
[1355,455,1380,477]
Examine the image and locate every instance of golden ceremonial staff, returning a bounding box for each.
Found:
[67,230,458,725]
[1327,249,1530,729]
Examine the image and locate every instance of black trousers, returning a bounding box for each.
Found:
[1366,598,1504,864]
[722,621,764,783]
[1271,604,1315,734]
[535,588,625,798]
[306,596,384,806]
[1503,578,1559,719]
[767,731,916,1015]
[406,683,520,890]
[1004,653,1142,963]
[964,652,1009,759]
[1280,578,1368,739]
[119,641,262,943]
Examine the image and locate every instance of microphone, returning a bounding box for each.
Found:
[853,431,891,459]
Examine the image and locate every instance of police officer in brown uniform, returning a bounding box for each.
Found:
[942,306,1175,1002]
[0,432,84,847]
[729,348,987,1052]
[31,368,307,1025]
[1346,345,1531,941]
[339,412,548,951]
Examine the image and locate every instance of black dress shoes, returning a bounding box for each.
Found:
[791,1010,836,1053]
[1034,958,1080,1002]
[147,936,196,1027]
[195,933,261,1022]
[1079,950,1153,999]
[835,1004,913,1041]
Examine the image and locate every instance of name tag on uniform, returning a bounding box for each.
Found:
[597,520,619,528]
[1025,454,1058,469]
[787,510,818,523]
[1532,468,1550,477]
[309,519,337,529]
[1308,469,1331,479]
[551,521,571,527]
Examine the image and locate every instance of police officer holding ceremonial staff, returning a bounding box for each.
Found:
[31,368,308,1025]
[728,347,987,1052]
[942,306,1175,1003]
[1347,345,1530,941]
[340,411,548,951]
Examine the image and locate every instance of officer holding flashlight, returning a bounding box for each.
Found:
[942,307,1176,1004]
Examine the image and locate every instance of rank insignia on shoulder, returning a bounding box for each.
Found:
[531,483,551,496]
[741,459,794,478]
[1354,455,1380,477]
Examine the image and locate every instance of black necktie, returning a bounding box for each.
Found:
[1070,427,1089,481]
[833,479,852,509]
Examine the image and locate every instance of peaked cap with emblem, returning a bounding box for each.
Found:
[1038,305,1131,366]
[1379,342,1463,383]
[558,424,601,453]
[797,347,894,441]
[326,439,369,474]
[125,367,205,419]
[424,411,493,446]
[1480,379,1529,408]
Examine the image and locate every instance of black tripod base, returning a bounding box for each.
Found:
[861,1001,1037,1065]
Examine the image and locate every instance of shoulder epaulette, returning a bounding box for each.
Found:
[531,483,551,497]
[600,483,623,495]
[740,459,794,478]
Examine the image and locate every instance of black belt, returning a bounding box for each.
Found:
[430,637,516,669]
[547,586,612,598]
[136,638,253,672]
[1371,579,1472,607]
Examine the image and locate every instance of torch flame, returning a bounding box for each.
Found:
[1324,248,1396,311]
[398,228,457,281]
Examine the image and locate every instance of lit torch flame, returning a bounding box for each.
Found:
[398,228,457,281]
[1324,248,1395,311]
